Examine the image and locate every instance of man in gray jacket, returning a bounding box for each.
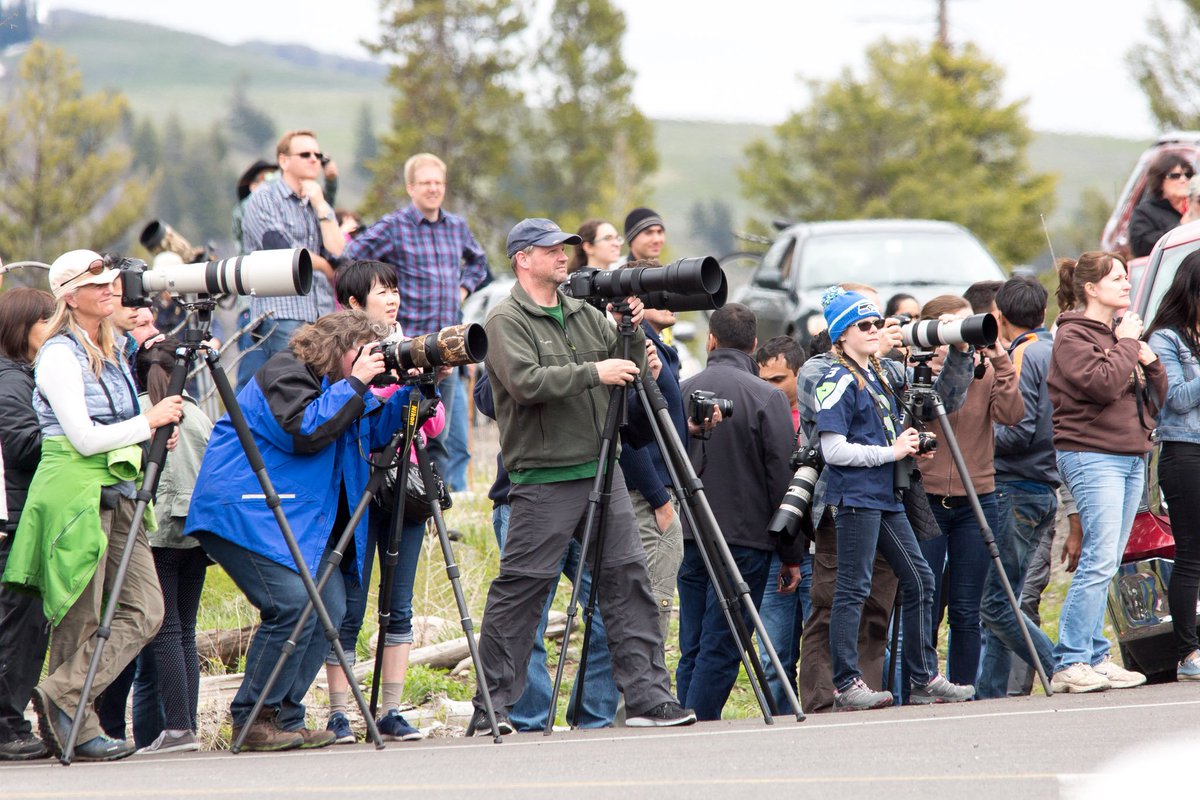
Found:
[469,218,695,735]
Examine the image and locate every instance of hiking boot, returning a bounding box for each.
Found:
[136,729,199,755]
[232,716,304,752]
[1179,651,1200,682]
[0,733,49,761]
[294,727,336,749]
[833,678,893,711]
[910,675,975,704]
[1092,655,1146,689]
[31,686,68,757]
[626,701,698,728]
[74,735,136,761]
[325,711,356,745]
[1049,662,1111,694]
[465,707,513,737]
[377,709,424,742]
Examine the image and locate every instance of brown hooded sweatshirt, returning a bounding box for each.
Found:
[1048,311,1167,456]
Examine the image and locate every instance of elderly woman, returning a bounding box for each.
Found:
[185,309,407,752]
[4,251,182,762]
[1130,152,1195,257]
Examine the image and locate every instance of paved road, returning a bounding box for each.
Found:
[6,683,1199,800]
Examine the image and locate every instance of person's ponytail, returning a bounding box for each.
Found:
[1056,257,1079,313]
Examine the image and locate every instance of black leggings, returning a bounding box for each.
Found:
[150,546,209,731]
[1158,441,1200,661]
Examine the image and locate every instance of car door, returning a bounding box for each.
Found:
[738,233,798,340]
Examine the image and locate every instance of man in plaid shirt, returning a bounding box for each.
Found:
[343,153,489,481]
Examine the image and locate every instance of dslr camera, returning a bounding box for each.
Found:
[767,442,824,542]
[367,322,488,387]
[688,390,733,427]
[563,257,727,312]
[895,312,998,350]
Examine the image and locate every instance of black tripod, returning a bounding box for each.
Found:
[546,313,805,732]
[239,372,502,749]
[898,353,1053,696]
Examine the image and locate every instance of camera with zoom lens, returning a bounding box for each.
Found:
[916,431,938,454]
[367,323,489,386]
[116,249,313,309]
[563,257,727,312]
[688,390,733,427]
[897,312,998,350]
[767,442,824,542]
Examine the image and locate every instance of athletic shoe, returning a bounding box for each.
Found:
[31,686,68,757]
[465,708,514,737]
[1091,655,1146,689]
[626,701,698,727]
[1049,662,1111,693]
[136,729,199,755]
[377,709,424,741]
[1179,651,1200,682]
[232,716,304,752]
[833,678,893,711]
[294,727,336,749]
[0,733,48,761]
[909,675,975,704]
[74,735,136,761]
[326,712,356,744]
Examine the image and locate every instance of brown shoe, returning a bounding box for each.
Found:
[232,717,303,752]
[294,727,336,749]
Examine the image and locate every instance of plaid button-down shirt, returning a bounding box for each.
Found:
[343,204,489,336]
[242,178,336,323]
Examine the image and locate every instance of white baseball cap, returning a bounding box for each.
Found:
[49,249,119,300]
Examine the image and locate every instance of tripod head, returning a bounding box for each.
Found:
[902,350,939,424]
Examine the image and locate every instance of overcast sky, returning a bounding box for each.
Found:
[41,0,1169,139]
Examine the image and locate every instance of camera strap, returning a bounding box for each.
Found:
[843,359,901,445]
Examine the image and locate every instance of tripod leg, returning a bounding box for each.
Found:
[59,348,190,765]
[203,351,386,751]
[639,376,804,722]
[927,397,1053,696]
[413,438,503,743]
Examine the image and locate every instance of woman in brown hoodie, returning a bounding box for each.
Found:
[1047,252,1167,694]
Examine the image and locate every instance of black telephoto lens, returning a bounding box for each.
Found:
[767,444,824,542]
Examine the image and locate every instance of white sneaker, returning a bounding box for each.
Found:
[1091,655,1146,689]
[1050,662,1111,694]
[136,729,199,755]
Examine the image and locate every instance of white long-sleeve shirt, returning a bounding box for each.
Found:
[36,341,150,456]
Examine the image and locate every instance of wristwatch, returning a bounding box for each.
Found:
[318,207,336,222]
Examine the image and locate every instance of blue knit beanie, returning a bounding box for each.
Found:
[821,286,882,343]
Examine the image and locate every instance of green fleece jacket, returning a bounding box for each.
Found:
[2,436,153,626]
[484,281,645,475]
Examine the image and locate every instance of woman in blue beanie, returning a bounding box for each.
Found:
[813,287,974,710]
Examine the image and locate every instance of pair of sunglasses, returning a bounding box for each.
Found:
[854,319,886,333]
[61,259,108,289]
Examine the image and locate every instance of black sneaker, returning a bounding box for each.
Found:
[465,707,513,737]
[0,733,49,761]
[626,702,697,728]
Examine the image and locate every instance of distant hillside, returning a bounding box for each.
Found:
[0,10,1152,261]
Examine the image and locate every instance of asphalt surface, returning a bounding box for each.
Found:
[5,682,1199,800]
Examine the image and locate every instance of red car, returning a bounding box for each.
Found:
[1108,219,1200,679]
[1101,131,1200,262]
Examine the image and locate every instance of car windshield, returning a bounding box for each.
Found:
[797,231,1001,291]
[1143,240,1200,324]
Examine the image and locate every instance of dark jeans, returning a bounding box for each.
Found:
[1158,441,1200,661]
[830,506,937,690]
[756,551,812,711]
[197,532,346,730]
[919,493,997,686]
[96,651,161,746]
[676,541,772,721]
[0,533,50,743]
[426,367,458,483]
[150,546,208,731]
[977,482,1057,698]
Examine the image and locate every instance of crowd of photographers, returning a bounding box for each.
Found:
[2,127,1199,764]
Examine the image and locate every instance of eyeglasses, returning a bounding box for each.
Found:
[854,319,886,333]
[62,259,107,288]
[1166,170,1195,181]
[596,234,624,244]
[290,151,326,164]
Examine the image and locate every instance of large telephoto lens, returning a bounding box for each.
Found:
[139,249,313,298]
[388,323,488,371]
[768,464,820,542]
[593,255,723,297]
[900,312,998,350]
[639,272,728,312]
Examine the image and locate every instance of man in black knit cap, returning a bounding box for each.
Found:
[623,207,666,263]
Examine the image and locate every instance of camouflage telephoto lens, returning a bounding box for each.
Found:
[384,322,489,372]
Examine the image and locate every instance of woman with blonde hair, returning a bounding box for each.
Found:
[4,250,182,761]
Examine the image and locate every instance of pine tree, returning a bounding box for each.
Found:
[353,102,379,180]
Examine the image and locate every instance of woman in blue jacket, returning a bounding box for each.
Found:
[185,310,406,751]
[1147,249,1200,682]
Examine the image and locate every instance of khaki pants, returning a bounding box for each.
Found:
[41,497,164,743]
[629,490,683,647]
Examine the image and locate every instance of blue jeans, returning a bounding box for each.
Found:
[676,541,773,720]
[331,508,426,663]
[831,506,937,690]
[235,318,305,394]
[1052,451,1144,672]
[919,493,997,686]
[426,368,457,483]
[198,533,346,730]
[757,552,811,711]
[977,482,1057,698]
[444,370,471,492]
[492,504,618,730]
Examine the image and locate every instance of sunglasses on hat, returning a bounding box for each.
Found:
[61,258,108,289]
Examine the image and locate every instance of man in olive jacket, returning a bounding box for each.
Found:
[469,219,695,734]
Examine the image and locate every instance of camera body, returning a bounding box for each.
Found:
[916,431,938,454]
[767,442,825,542]
[688,390,733,427]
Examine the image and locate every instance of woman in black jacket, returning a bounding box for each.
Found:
[0,288,55,761]
[1130,152,1195,257]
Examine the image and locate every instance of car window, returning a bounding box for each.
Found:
[795,231,1001,291]
[1143,241,1200,325]
[753,235,797,283]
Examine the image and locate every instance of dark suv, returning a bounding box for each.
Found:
[732,219,1005,344]
[1100,131,1200,261]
